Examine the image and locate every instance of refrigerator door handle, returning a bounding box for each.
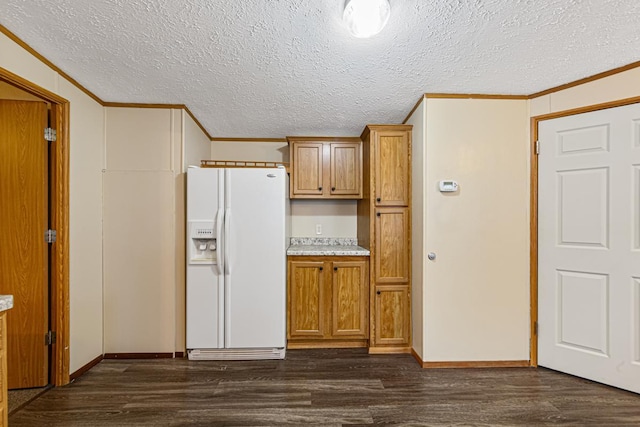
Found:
[215,208,224,275]
[224,207,231,274]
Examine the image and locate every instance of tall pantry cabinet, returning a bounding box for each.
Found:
[358,125,412,353]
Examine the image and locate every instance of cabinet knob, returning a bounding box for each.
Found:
[319,267,323,271]
[376,212,380,217]
[318,186,323,191]
[376,197,381,202]
[376,291,381,295]
[331,187,336,191]
[333,267,338,271]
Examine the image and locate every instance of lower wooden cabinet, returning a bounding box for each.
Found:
[288,256,369,347]
[371,285,410,348]
[289,260,326,338]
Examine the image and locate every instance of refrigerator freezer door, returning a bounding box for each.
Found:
[224,168,287,348]
[186,168,225,349]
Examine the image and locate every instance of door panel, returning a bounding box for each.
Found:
[538,103,640,394]
[634,277,640,364]
[225,168,287,348]
[373,285,409,346]
[289,261,325,338]
[557,168,609,248]
[186,168,224,349]
[556,270,609,355]
[330,143,361,196]
[0,100,49,388]
[374,208,409,283]
[635,166,640,250]
[374,132,409,206]
[292,143,324,196]
[331,261,368,337]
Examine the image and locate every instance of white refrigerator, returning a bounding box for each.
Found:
[186,166,289,360]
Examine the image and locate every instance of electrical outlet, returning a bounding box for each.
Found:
[315,224,322,235]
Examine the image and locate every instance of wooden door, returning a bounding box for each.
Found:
[330,142,361,197]
[538,103,640,394]
[288,261,327,338]
[331,260,368,338]
[374,207,409,284]
[291,142,324,197]
[373,285,410,346]
[0,313,7,426]
[374,131,409,206]
[0,100,49,389]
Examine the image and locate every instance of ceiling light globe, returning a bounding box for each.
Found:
[343,0,391,38]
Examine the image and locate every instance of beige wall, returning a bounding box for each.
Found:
[0,33,58,93]
[61,78,105,370]
[0,32,105,372]
[407,98,426,360]
[103,108,210,354]
[530,67,640,116]
[411,97,530,362]
[103,107,179,353]
[211,140,289,163]
[185,115,213,169]
[290,200,357,237]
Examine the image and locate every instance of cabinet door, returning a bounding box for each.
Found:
[374,207,410,284]
[373,285,410,346]
[373,130,410,206]
[291,142,325,197]
[289,261,327,338]
[331,261,368,338]
[330,142,362,197]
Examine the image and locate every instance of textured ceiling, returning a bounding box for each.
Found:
[1,0,639,138]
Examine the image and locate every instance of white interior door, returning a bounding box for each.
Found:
[538,103,640,393]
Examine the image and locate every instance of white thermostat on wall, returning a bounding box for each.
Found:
[438,180,459,192]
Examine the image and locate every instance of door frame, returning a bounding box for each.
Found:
[529,94,640,367]
[0,66,70,386]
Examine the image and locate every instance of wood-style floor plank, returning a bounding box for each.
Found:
[9,349,640,426]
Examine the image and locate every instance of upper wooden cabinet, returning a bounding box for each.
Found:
[288,137,362,199]
[372,129,410,207]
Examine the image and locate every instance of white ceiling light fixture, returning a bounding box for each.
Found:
[343,0,391,38]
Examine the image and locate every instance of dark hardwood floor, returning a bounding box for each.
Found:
[9,349,640,426]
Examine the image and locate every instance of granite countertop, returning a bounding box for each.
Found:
[287,237,370,256]
[0,295,13,312]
